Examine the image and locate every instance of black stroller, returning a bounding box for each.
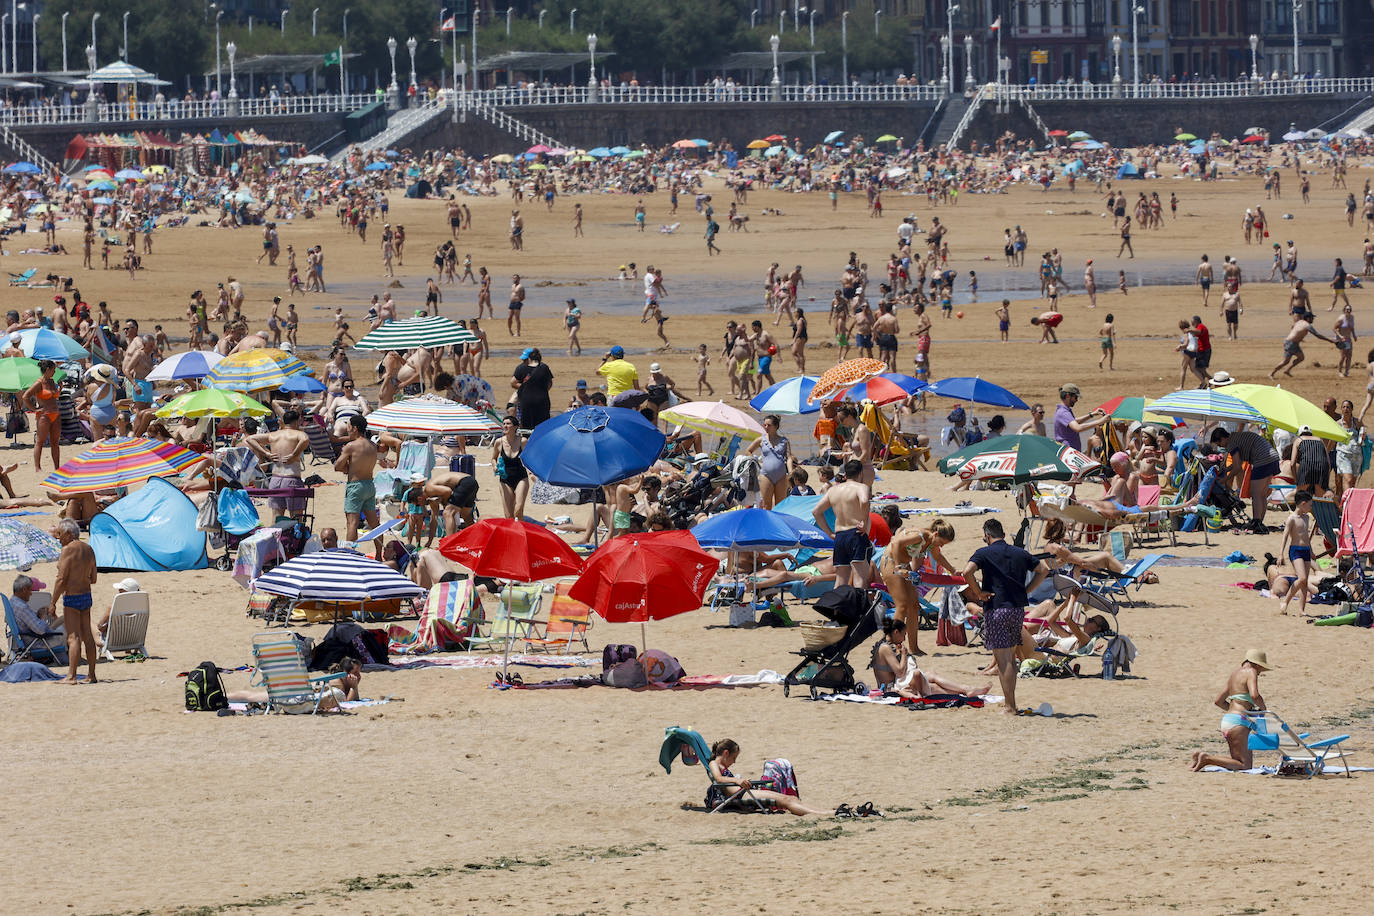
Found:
[783,586,888,699]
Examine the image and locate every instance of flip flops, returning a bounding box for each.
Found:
[834,803,855,819]
[836,802,884,819]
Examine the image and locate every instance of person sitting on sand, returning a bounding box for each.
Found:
[1189,650,1271,772]
[871,618,990,699]
[707,738,827,816]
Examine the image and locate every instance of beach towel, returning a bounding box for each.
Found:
[1337,489,1374,555]
[0,661,62,682]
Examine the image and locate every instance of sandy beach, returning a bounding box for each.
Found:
[4,149,1374,915]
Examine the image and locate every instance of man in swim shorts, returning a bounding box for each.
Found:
[812,458,873,588]
[335,415,381,556]
[50,518,99,684]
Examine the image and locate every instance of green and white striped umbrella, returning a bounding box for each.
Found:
[355,316,478,351]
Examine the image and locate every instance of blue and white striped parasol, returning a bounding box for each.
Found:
[1144,389,1267,425]
[251,549,424,602]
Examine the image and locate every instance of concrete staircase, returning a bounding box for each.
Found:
[467,96,565,150]
[1336,97,1374,135]
[329,98,450,163]
[1,122,55,173]
[923,96,967,148]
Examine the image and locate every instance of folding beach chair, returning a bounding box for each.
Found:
[1052,573,1121,632]
[465,584,542,654]
[2,593,66,665]
[1247,710,1352,778]
[99,590,150,661]
[249,631,347,714]
[411,578,475,652]
[304,421,337,465]
[1075,553,1167,607]
[1311,497,1340,554]
[1039,501,1120,549]
[659,726,770,813]
[524,581,593,655]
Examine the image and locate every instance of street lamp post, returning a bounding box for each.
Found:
[939,34,949,93]
[793,0,799,30]
[506,8,512,35]
[10,0,16,74]
[342,8,349,97]
[281,9,288,32]
[873,9,881,35]
[569,8,577,32]
[407,36,417,92]
[945,1,958,94]
[61,11,67,71]
[90,10,100,70]
[769,33,780,100]
[751,9,758,28]
[213,9,221,99]
[1290,0,1302,80]
[538,10,546,29]
[226,39,239,115]
[963,33,973,94]
[2,15,9,74]
[84,42,97,118]
[313,7,319,36]
[841,11,848,88]
[808,10,817,84]
[1249,34,1260,84]
[779,10,785,33]
[1111,34,1122,96]
[387,36,399,109]
[1130,3,1143,96]
[455,55,465,122]
[122,10,129,60]
[30,12,37,73]
[586,32,597,102]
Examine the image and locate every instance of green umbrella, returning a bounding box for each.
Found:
[1067,130,1092,140]
[875,134,899,142]
[1175,132,1197,141]
[154,388,271,419]
[1094,395,1177,427]
[936,434,1103,484]
[0,356,65,392]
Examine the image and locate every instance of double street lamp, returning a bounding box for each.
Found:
[769,33,780,100]
[586,32,597,102]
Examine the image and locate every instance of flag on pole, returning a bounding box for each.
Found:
[441,16,456,31]
[324,48,341,66]
[990,16,1001,31]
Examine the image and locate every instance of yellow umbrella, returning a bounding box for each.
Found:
[528,163,548,170]
[1225,384,1350,441]
[490,154,514,163]
[746,139,770,149]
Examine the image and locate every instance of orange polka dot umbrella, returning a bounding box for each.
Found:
[807,358,889,404]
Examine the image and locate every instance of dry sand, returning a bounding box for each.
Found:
[4,151,1374,915]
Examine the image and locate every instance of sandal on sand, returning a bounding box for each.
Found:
[507,672,524,686]
[834,804,856,818]
[856,802,884,818]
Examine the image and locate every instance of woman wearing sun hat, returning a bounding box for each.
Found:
[1189,650,1272,772]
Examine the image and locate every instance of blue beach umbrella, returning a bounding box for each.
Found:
[926,376,1029,411]
[587,147,612,157]
[279,375,327,394]
[88,180,117,191]
[523,406,666,488]
[691,508,803,550]
[3,161,40,174]
[774,494,836,536]
[363,161,390,171]
[691,138,709,147]
[1144,389,1267,425]
[609,145,631,155]
[18,328,89,361]
[750,376,820,415]
[823,130,844,144]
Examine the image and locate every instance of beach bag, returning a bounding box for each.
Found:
[601,643,637,671]
[729,602,755,627]
[196,494,219,532]
[217,488,260,537]
[602,657,649,689]
[761,758,799,797]
[640,649,685,685]
[185,661,228,711]
[936,617,967,647]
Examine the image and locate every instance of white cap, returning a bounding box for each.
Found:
[650,362,662,372]
[8,332,20,343]
[113,577,141,592]
[409,471,426,484]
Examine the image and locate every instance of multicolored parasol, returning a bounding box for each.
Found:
[364,394,502,437]
[204,348,311,392]
[41,436,202,496]
[807,358,888,403]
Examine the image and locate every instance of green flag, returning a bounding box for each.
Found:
[324,49,340,66]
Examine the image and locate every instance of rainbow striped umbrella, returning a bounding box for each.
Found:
[41,436,202,496]
[204,348,311,391]
[364,394,501,437]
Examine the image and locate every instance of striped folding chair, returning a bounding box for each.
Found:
[249,631,347,714]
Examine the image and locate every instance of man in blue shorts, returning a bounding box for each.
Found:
[50,518,99,684]
[812,458,873,588]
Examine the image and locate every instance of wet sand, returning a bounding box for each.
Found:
[4,152,1374,915]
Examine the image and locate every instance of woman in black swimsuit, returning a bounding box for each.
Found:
[492,415,529,519]
[791,308,808,372]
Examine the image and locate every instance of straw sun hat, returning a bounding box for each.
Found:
[1243,649,1274,671]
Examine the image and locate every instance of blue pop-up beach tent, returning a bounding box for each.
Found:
[90,477,209,571]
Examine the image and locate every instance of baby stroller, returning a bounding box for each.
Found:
[783,586,888,699]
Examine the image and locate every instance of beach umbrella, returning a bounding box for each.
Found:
[18,328,89,362]
[749,376,820,415]
[691,138,709,147]
[823,130,844,144]
[926,376,1029,410]
[571,530,719,646]
[490,153,515,163]
[155,388,270,419]
[88,180,117,191]
[1225,384,1350,441]
[808,358,888,403]
[671,139,698,149]
[92,196,115,204]
[1067,130,1092,140]
[659,400,766,440]
[354,315,477,351]
[764,134,785,141]
[145,349,223,382]
[1072,139,1105,150]
[3,161,40,174]
[691,507,831,549]
[1305,128,1325,140]
[623,150,647,159]
[875,134,899,142]
[937,434,1102,483]
[1174,132,1197,141]
[1094,395,1178,427]
[1282,130,1306,142]
[452,373,496,408]
[527,163,548,171]
[523,406,666,488]
[1243,135,1267,144]
[746,139,770,149]
[571,155,594,163]
[204,348,311,392]
[81,164,108,171]
[439,517,583,582]
[41,436,201,496]
[364,394,501,437]
[252,548,424,602]
[0,356,65,392]
[1047,129,1069,137]
[764,145,784,158]
[0,519,62,569]
[526,144,551,154]
[1144,389,1267,425]
[609,145,631,155]
[362,161,390,171]
[279,375,327,394]
[114,168,145,181]
[587,146,612,157]
[842,373,927,406]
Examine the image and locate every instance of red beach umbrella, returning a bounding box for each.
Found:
[438,518,583,582]
[570,530,720,645]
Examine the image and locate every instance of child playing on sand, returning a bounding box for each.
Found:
[1278,490,1314,616]
[1030,310,1063,344]
[996,299,1010,343]
[402,473,433,549]
[1118,271,1128,295]
[1098,314,1116,370]
[285,303,299,348]
[695,344,713,396]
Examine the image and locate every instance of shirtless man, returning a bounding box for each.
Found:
[874,302,900,372]
[379,350,406,405]
[508,274,526,337]
[1221,288,1244,340]
[1270,310,1332,378]
[245,408,310,519]
[231,329,269,354]
[852,303,875,359]
[425,467,479,533]
[50,518,98,684]
[1195,254,1214,307]
[227,277,245,320]
[335,415,381,556]
[812,458,872,588]
[1288,278,1311,315]
[1080,452,1141,520]
[750,321,778,387]
[397,346,436,395]
[849,419,876,487]
[448,198,462,238]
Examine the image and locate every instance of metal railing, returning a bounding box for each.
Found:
[946,86,986,149]
[0,121,53,171]
[331,97,448,163]
[467,95,565,150]
[1017,93,1053,143]
[468,83,948,106]
[991,76,1374,101]
[0,93,377,126]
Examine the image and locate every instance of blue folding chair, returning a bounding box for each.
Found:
[3,594,67,665]
[659,726,769,813]
[1077,553,1167,607]
[1247,711,1352,778]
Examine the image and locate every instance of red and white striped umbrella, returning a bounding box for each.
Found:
[364,394,501,437]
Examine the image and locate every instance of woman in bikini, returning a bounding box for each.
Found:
[1189,650,1271,772]
[1041,519,1134,576]
[871,618,989,699]
[878,517,957,656]
[23,359,61,471]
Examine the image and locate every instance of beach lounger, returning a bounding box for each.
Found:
[1076,553,1166,607]
[1052,573,1121,631]
[304,421,337,465]
[249,631,347,715]
[411,578,475,652]
[465,584,542,654]
[524,581,593,655]
[2,593,66,665]
[1247,710,1352,778]
[659,726,770,813]
[6,267,35,286]
[99,590,150,661]
[1039,501,1119,548]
